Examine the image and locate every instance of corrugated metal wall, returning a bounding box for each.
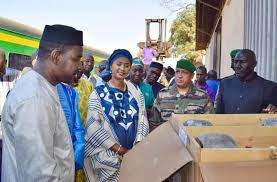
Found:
[244,0,277,82]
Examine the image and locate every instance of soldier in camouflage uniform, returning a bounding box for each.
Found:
[149,59,214,130]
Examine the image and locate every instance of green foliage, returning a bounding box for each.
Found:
[170,5,202,61]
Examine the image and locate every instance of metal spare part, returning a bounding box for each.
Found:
[196,133,238,148]
[183,119,213,126]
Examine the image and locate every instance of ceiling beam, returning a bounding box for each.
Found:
[196,0,221,11]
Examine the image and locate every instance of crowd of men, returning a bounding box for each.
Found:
[0,24,276,182]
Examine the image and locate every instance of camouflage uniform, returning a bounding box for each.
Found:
[149,83,214,129]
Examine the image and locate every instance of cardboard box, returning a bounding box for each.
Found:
[200,160,277,182]
[119,122,193,182]
[181,125,277,182]
[170,114,277,182]
[183,126,277,162]
[119,114,277,182]
[170,113,277,129]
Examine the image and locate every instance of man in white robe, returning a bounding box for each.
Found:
[1,24,83,182]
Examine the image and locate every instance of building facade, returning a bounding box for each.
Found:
[196,0,277,82]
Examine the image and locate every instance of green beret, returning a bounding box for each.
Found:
[230,49,241,59]
[176,59,196,73]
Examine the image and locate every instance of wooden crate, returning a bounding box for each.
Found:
[182,126,277,182]
[170,113,277,131]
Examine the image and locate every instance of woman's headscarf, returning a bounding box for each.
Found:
[132,57,144,67]
[100,49,133,79]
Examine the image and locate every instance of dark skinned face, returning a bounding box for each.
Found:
[130,65,144,85]
[164,69,174,82]
[146,67,162,85]
[72,61,84,86]
[233,53,256,81]
[83,55,94,73]
[98,62,107,73]
[196,69,207,84]
[56,46,83,84]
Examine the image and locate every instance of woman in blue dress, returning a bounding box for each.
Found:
[84,49,149,182]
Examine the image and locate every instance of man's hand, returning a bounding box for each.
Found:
[262,104,277,114]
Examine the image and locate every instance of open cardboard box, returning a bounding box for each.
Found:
[119,114,277,182]
[182,126,277,162]
[181,125,277,182]
[199,160,277,182]
[170,113,277,129]
[119,121,193,182]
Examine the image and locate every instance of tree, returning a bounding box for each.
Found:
[159,0,190,12]
[169,5,202,61]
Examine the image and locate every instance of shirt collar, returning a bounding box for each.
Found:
[194,81,208,90]
[82,74,88,80]
[170,82,194,96]
[238,72,258,83]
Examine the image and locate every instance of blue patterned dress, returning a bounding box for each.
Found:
[84,82,149,182]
